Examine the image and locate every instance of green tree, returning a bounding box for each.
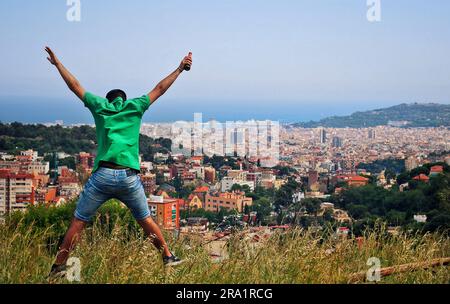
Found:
[323,209,334,222]
[423,215,450,235]
[303,198,321,216]
[231,184,243,192]
[244,204,250,215]
[251,197,272,223]
[386,210,406,226]
[274,178,300,210]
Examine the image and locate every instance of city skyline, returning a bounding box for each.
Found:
[0,1,449,124]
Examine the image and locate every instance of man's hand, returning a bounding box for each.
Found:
[178,52,193,72]
[45,46,60,66]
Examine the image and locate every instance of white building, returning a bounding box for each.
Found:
[0,152,15,161]
[20,149,38,161]
[227,169,247,181]
[413,215,427,223]
[60,182,81,199]
[190,166,205,180]
[29,161,50,175]
[221,177,255,192]
[141,161,154,171]
[154,153,170,163]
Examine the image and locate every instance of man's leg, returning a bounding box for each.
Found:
[117,174,175,259]
[54,218,87,265]
[136,214,183,265]
[50,169,112,274]
[137,216,171,257]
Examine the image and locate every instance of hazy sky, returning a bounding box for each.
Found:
[0,0,449,123]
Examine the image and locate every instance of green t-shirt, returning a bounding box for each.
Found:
[83,92,151,173]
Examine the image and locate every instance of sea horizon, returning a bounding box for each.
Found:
[1,95,447,125]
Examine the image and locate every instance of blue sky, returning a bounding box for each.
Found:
[0,0,449,123]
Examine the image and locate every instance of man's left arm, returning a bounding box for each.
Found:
[148,52,192,104]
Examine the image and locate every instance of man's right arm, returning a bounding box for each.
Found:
[45,46,85,101]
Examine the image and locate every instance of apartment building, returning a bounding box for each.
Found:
[204,167,216,183]
[205,191,252,213]
[148,195,180,230]
[77,152,95,170]
[140,173,157,195]
[0,170,35,215]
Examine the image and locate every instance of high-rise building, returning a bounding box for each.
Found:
[246,172,262,185]
[332,136,343,148]
[204,167,216,184]
[0,170,35,216]
[405,156,419,171]
[319,128,327,144]
[308,170,319,188]
[140,173,156,195]
[368,129,376,139]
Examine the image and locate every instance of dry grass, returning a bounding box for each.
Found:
[0,221,449,284]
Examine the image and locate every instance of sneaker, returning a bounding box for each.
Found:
[163,253,184,266]
[48,264,68,279]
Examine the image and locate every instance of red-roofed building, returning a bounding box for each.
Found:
[413,174,430,182]
[193,186,209,205]
[15,155,32,163]
[181,171,196,183]
[148,195,180,230]
[59,167,75,178]
[336,227,350,239]
[57,167,80,199]
[336,175,369,187]
[186,193,203,210]
[429,165,444,176]
[35,187,57,204]
[194,186,209,193]
[348,175,369,187]
[190,156,203,165]
[44,187,57,203]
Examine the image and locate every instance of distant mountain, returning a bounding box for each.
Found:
[292,103,450,128]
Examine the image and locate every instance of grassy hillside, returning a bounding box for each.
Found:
[294,103,450,128]
[1,210,449,284]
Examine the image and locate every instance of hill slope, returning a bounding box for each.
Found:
[293,103,450,128]
[0,122,171,161]
[2,209,449,284]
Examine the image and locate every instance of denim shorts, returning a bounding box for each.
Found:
[74,167,151,222]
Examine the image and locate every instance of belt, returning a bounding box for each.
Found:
[99,161,139,176]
